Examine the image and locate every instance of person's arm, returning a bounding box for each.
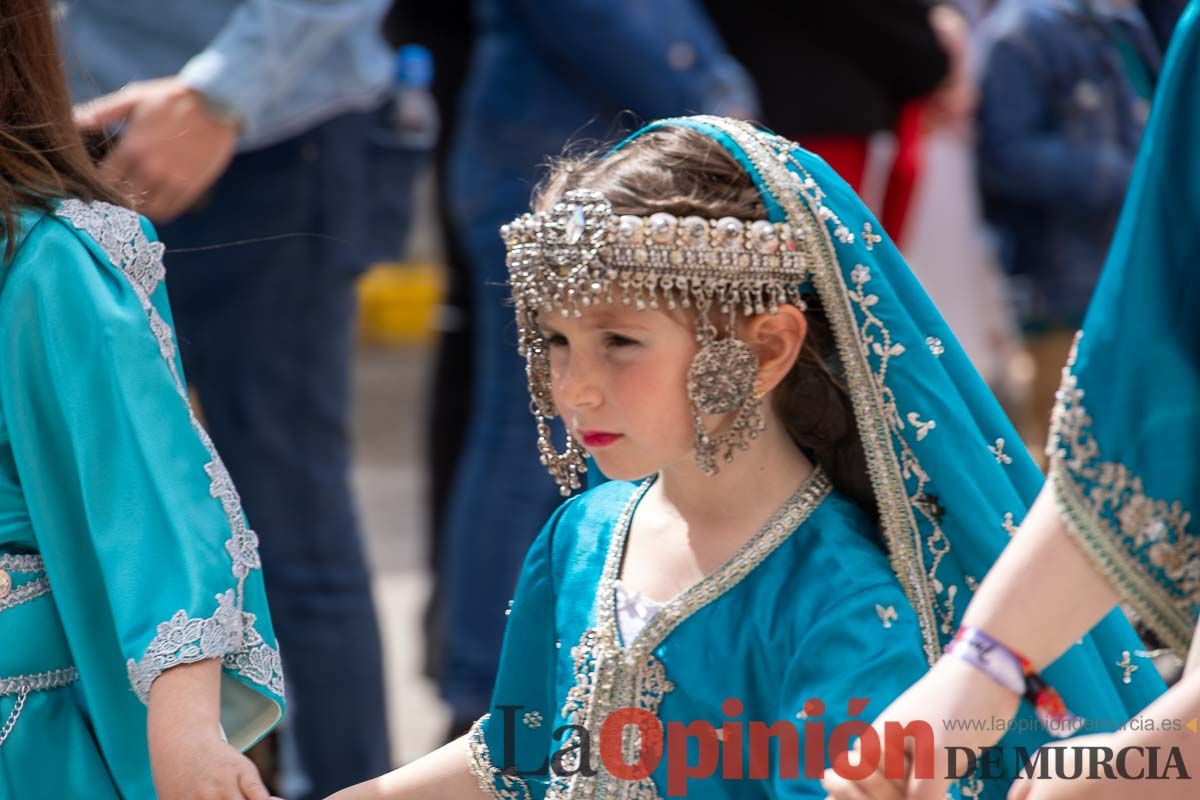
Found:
[326,736,484,800]
[1106,669,1200,764]
[74,0,389,220]
[328,496,574,798]
[961,485,1122,670]
[175,0,391,141]
[925,3,976,133]
[75,79,241,221]
[149,661,276,800]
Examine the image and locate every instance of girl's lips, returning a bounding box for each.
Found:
[579,431,622,448]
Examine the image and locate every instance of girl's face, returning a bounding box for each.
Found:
[540,301,703,481]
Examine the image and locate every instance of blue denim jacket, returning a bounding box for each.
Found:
[976,0,1160,327]
[60,0,393,151]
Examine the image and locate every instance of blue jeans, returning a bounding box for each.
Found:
[436,151,567,722]
[157,113,392,799]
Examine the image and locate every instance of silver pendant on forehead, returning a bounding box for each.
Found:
[565,204,587,245]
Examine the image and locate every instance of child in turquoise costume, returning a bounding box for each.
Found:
[330,118,1162,799]
[0,201,286,798]
[0,3,283,797]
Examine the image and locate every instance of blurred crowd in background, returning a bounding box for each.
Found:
[58,0,1190,797]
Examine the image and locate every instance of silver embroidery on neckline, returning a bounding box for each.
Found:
[55,200,284,702]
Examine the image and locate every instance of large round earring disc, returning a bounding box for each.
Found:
[687,338,757,415]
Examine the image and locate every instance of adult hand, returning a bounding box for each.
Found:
[75,77,240,222]
[822,656,1020,799]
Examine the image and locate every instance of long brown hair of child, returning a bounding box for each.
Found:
[0,1,125,260]
[534,125,878,520]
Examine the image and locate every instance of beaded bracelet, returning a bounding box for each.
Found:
[946,626,1083,739]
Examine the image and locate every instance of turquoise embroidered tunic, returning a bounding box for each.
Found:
[468,470,1161,799]
[0,202,284,798]
[470,471,931,799]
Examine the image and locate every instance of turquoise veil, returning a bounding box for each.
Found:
[610,116,1163,740]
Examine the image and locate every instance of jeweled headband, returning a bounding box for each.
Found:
[503,189,812,322]
[504,189,815,494]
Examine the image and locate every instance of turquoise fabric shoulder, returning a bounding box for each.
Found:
[550,480,642,590]
[1047,1,1200,656]
[0,201,284,797]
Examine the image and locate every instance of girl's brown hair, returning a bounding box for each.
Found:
[0,1,125,257]
[535,126,877,518]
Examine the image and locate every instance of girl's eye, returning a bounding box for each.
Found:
[604,333,640,348]
[543,333,568,347]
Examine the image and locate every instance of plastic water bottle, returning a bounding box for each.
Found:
[391,44,439,149]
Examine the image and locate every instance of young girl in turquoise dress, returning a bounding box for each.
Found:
[0,3,283,797]
[331,117,1164,799]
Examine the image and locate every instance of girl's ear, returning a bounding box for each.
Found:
[741,305,807,397]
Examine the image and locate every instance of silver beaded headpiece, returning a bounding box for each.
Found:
[504,189,815,493]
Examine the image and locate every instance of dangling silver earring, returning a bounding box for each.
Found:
[535,414,587,495]
[686,337,765,475]
[526,335,587,495]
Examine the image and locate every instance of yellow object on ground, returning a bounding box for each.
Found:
[357,261,445,345]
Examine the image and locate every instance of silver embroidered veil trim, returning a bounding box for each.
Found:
[55,200,284,702]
